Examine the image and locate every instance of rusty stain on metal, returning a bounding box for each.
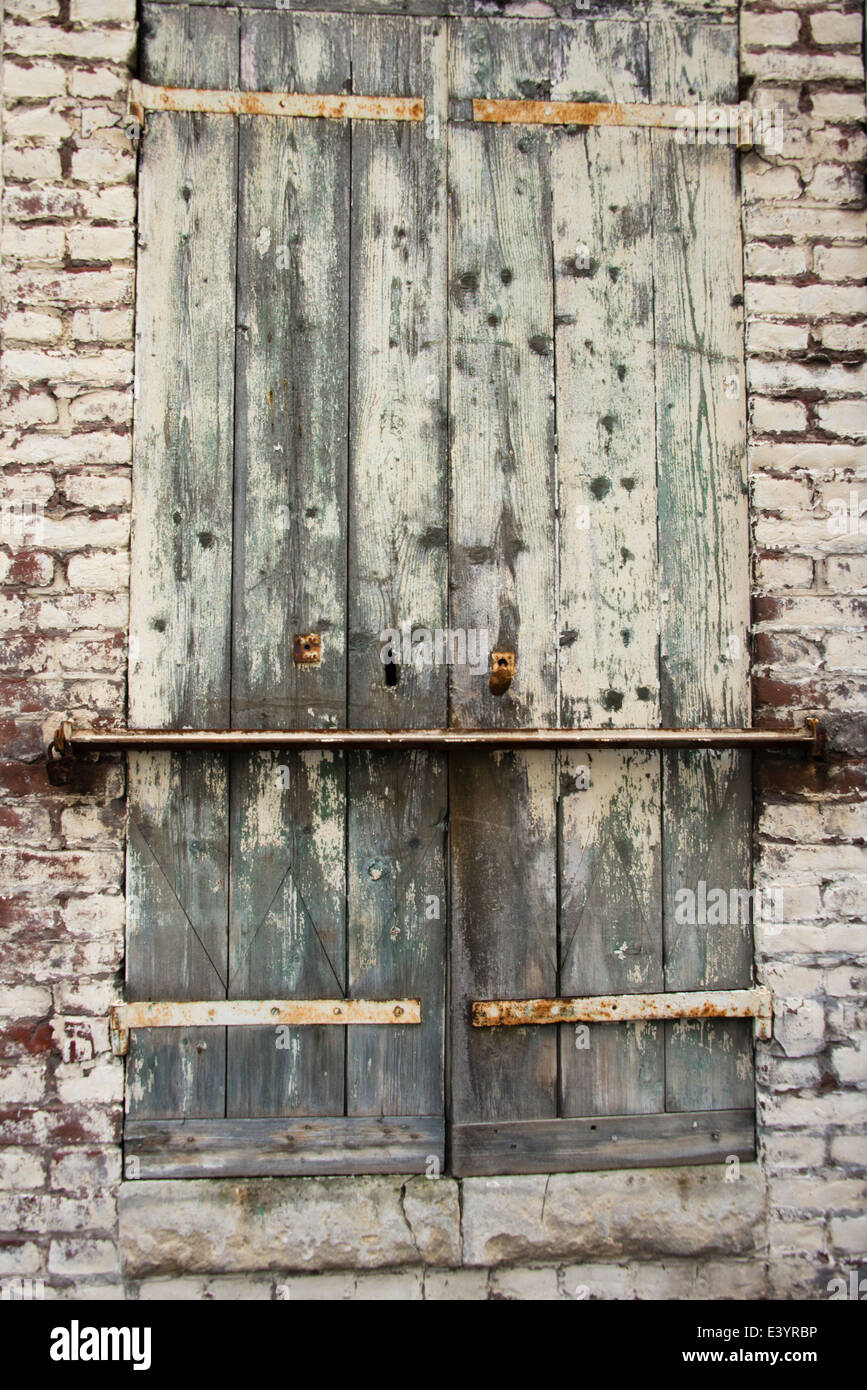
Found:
[472,97,751,134]
[489,650,515,697]
[293,633,321,665]
[129,79,423,123]
[472,987,773,1040]
[110,998,421,1055]
[52,722,821,757]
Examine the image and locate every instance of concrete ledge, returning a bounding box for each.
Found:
[119,1164,765,1277]
[119,1175,461,1276]
[461,1165,766,1267]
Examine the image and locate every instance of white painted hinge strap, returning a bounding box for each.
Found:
[127,79,423,128]
[472,987,773,1041]
[110,998,421,1055]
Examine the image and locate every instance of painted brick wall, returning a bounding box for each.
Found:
[742,0,867,1299]
[1,0,134,1294]
[0,0,864,1300]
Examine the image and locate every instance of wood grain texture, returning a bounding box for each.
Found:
[127,8,238,1125]
[224,12,352,1124]
[131,5,238,729]
[553,19,664,1120]
[126,1115,445,1177]
[448,21,558,1139]
[126,752,229,1119]
[227,750,347,1117]
[127,8,755,1169]
[147,1,739,15]
[232,12,351,729]
[650,19,753,1112]
[347,750,446,1115]
[347,16,448,729]
[346,18,448,1131]
[448,19,555,730]
[451,1108,754,1177]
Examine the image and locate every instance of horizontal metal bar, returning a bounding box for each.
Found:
[473,97,748,132]
[129,79,423,124]
[472,987,773,1040]
[51,720,820,756]
[110,999,420,1055]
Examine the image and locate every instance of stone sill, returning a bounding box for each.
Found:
[119,1165,765,1277]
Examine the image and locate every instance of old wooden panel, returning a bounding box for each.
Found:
[227,751,347,1117]
[126,1116,445,1178]
[127,6,239,1124]
[130,5,237,728]
[231,12,350,729]
[226,12,351,1123]
[451,1107,754,1178]
[448,20,558,1136]
[346,18,448,1126]
[650,19,753,1112]
[126,752,229,1119]
[553,18,664,1120]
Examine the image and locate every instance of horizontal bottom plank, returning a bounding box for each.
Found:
[450,1109,755,1177]
[125,1116,444,1178]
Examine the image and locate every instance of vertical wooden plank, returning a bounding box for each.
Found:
[448,18,555,732]
[448,19,558,1136]
[126,754,229,1119]
[130,4,237,728]
[127,5,239,1122]
[346,17,448,1123]
[226,11,350,1123]
[227,750,346,1117]
[231,12,350,730]
[553,19,664,1117]
[650,18,753,1112]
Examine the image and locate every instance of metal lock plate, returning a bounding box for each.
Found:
[293,633,321,665]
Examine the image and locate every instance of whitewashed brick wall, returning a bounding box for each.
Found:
[0,0,864,1300]
[743,0,867,1299]
[1,0,133,1295]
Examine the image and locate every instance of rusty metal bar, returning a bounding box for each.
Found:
[472,97,747,133]
[472,987,773,1041]
[51,719,821,759]
[110,998,420,1055]
[128,78,423,125]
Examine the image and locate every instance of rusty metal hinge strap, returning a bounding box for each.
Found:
[473,97,753,136]
[127,79,423,127]
[472,988,773,1041]
[110,999,420,1055]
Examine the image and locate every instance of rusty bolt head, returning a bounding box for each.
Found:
[293,633,321,665]
[489,650,515,696]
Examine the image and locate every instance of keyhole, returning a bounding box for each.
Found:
[384,661,399,688]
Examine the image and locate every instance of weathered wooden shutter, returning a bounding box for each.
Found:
[126,5,447,1176]
[125,5,753,1178]
[448,16,752,1175]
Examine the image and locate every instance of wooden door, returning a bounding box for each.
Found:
[125,4,753,1179]
[447,16,752,1175]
